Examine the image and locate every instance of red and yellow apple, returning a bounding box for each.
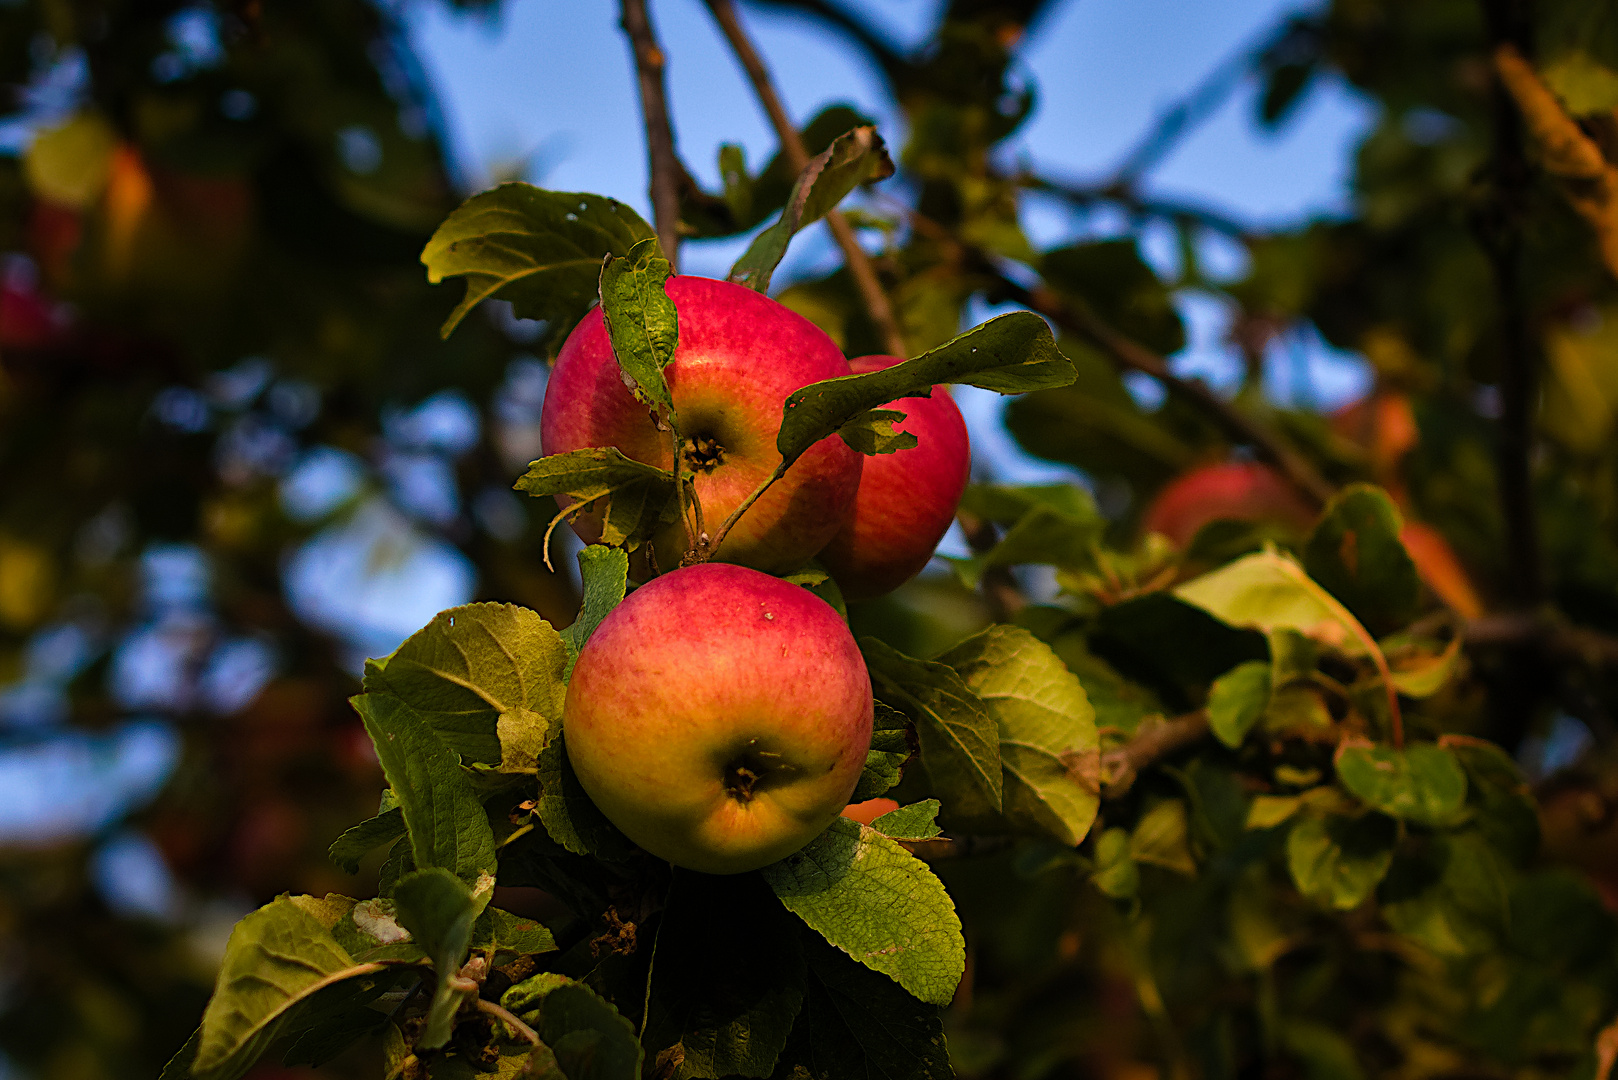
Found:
[1142,460,1315,547]
[540,276,862,574]
[564,562,874,874]
[816,354,971,600]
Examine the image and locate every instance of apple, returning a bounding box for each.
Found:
[1142,461,1315,547]
[564,562,874,874]
[816,354,972,600]
[540,276,862,574]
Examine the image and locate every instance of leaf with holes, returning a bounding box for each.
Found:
[777,313,1075,471]
[762,817,964,1006]
[598,235,677,412]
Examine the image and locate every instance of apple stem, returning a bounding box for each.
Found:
[474,998,541,1047]
[701,461,787,560]
[670,422,699,558]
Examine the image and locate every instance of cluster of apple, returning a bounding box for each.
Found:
[536,276,970,874]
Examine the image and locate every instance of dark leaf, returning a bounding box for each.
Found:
[1303,484,1422,634]
[422,185,654,340]
[328,806,406,875]
[861,638,1004,818]
[642,871,806,1079]
[513,447,679,551]
[729,125,895,292]
[777,313,1075,470]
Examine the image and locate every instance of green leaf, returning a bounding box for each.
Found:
[352,693,498,886]
[949,484,1104,587]
[836,408,918,456]
[870,799,943,841]
[729,125,895,292]
[327,806,406,875]
[937,625,1101,845]
[1207,660,1273,749]
[159,1028,200,1080]
[422,185,654,340]
[642,871,806,1079]
[770,930,953,1080]
[762,816,965,1006]
[1040,240,1186,354]
[561,545,629,680]
[536,725,636,859]
[852,701,913,801]
[1130,799,1197,875]
[393,868,479,1050]
[362,602,567,768]
[1090,827,1140,899]
[1381,831,1511,957]
[503,976,643,1080]
[1383,632,1463,698]
[777,312,1076,470]
[194,898,390,1080]
[472,906,558,959]
[513,447,679,550]
[1174,548,1374,658]
[1335,743,1468,826]
[1286,813,1396,910]
[1303,484,1421,634]
[861,639,1003,818]
[597,235,678,412]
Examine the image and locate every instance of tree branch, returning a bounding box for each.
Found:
[984,260,1337,505]
[956,511,1027,622]
[1100,710,1210,798]
[620,0,684,269]
[1479,16,1542,610]
[1022,174,1256,241]
[475,997,542,1047]
[703,0,908,357]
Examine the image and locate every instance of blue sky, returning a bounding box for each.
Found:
[404,0,1381,478]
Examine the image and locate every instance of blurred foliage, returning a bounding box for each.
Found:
[3,0,1618,1078]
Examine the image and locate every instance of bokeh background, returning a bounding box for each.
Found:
[0,0,1609,1076]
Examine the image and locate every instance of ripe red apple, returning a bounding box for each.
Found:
[816,354,971,600]
[1142,461,1315,547]
[564,562,874,874]
[540,276,862,574]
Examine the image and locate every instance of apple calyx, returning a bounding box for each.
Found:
[683,433,726,473]
[722,744,797,803]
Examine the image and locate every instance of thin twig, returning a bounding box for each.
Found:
[1021,173,1254,240]
[475,997,542,1047]
[997,267,1336,506]
[620,0,684,269]
[703,0,908,357]
[956,512,1026,622]
[1100,711,1210,797]
[889,204,1334,505]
